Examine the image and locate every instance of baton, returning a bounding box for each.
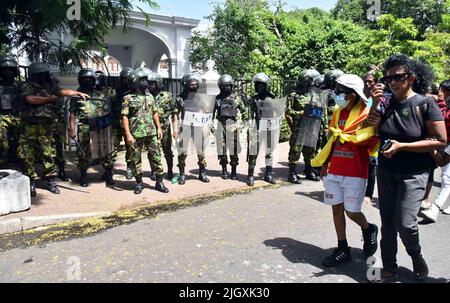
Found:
[72,137,87,158]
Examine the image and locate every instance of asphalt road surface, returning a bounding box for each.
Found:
[0,181,449,283]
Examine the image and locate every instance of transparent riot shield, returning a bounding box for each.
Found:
[248,97,287,158]
[87,97,114,160]
[177,93,216,156]
[295,87,327,148]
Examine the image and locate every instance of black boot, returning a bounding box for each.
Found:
[199,167,210,183]
[125,164,133,180]
[166,157,174,180]
[149,171,156,181]
[57,164,69,181]
[178,167,186,185]
[134,175,144,195]
[305,163,320,181]
[105,168,115,186]
[221,164,229,180]
[230,165,238,180]
[30,181,37,197]
[47,178,60,194]
[155,175,169,193]
[80,169,88,187]
[288,164,302,184]
[247,167,255,187]
[264,166,277,184]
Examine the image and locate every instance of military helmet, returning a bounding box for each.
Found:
[120,67,134,80]
[297,69,321,85]
[253,73,271,93]
[147,72,164,90]
[78,68,96,80]
[218,74,234,87]
[324,69,345,88]
[185,73,202,88]
[28,62,51,76]
[0,56,18,69]
[316,74,325,87]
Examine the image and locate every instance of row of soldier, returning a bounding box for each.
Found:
[0,55,342,196]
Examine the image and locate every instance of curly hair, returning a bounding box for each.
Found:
[383,54,416,76]
[412,59,436,95]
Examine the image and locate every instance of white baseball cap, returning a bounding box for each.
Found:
[336,74,368,103]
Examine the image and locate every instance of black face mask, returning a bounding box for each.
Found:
[221,85,232,96]
[255,83,268,96]
[148,81,158,95]
[139,79,148,91]
[80,78,95,90]
[0,68,17,84]
[32,72,50,87]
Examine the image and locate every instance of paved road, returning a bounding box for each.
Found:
[0,180,449,283]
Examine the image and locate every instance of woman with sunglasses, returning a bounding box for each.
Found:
[367,54,447,282]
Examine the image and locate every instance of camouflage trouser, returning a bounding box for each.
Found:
[0,115,21,167]
[288,131,317,166]
[53,118,66,167]
[111,127,131,165]
[159,123,174,160]
[177,126,208,169]
[77,124,113,170]
[247,129,273,168]
[129,135,164,178]
[17,121,57,180]
[216,123,241,166]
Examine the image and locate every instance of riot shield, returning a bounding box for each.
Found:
[86,96,114,160]
[178,93,216,156]
[248,97,287,157]
[295,87,327,148]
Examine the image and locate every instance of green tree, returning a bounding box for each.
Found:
[0,0,158,72]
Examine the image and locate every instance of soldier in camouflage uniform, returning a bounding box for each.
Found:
[122,67,169,195]
[69,68,116,187]
[285,69,326,183]
[115,67,134,180]
[247,73,278,187]
[175,74,210,185]
[0,55,21,169]
[322,69,344,131]
[19,62,89,197]
[53,96,69,181]
[214,74,247,180]
[148,72,178,180]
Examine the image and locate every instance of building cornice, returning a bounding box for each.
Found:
[128,11,200,29]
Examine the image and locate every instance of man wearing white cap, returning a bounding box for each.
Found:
[314,74,379,268]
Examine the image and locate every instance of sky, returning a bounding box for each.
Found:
[133,0,338,24]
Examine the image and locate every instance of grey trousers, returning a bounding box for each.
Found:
[376,168,429,273]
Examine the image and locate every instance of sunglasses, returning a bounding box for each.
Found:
[334,88,353,95]
[380,73,410,84]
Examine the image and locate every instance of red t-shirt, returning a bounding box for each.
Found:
[328,109,376,179]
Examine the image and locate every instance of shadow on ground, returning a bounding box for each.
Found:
[264,237,448,283]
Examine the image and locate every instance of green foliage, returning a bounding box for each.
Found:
[0,0,158,72]
[190,0,450,84]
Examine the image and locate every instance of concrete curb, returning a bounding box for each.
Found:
[0,181,290,250]
[0,212,112,235]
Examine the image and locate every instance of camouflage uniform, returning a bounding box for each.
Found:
[154,91,178,163]
[0,83,21,168]
[53,97,67,169]
[247,93,277,168]
[69,88,115,170]
[175,94,208,169]
[112,87,131,166]
[17,82,59,180]
[214,93,247,166]
[121,93,163,178]
[286,87,328,168]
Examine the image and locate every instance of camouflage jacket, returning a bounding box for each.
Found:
[214,93,248,123]
[286,87,328,128]
[122,93,159,138]
[20,81,60,121]
[247,93,277,121]
[154,91,178,125]
[69,87,114,122]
